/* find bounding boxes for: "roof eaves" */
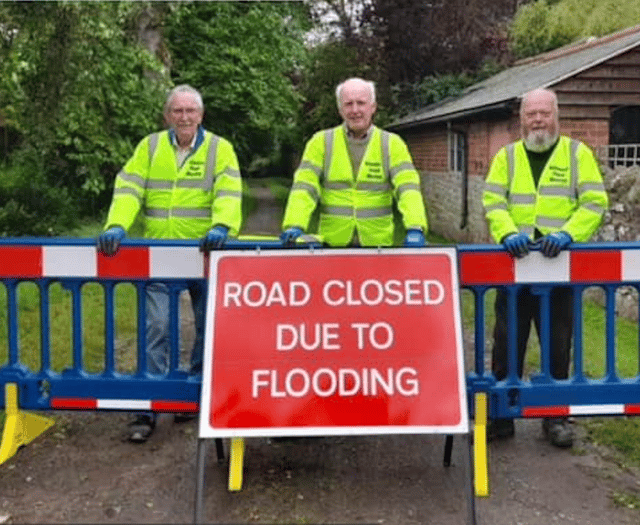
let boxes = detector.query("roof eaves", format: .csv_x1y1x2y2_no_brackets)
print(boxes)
390,100,515,131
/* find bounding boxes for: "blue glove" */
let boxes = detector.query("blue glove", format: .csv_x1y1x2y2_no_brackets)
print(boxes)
280,226,304,246
403,229,426,247
502,232,530,258
97,226,126,256
540,231,572,258
199,225,229,251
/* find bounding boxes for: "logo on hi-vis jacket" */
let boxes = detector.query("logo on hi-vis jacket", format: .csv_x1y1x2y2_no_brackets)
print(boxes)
364,160,384,180
548,165,568,184
185,160,205,178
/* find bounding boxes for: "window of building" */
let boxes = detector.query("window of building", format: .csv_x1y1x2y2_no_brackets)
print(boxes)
607,106,640,167
448,130,465,173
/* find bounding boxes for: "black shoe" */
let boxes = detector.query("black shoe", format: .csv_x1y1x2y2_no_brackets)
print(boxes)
488,418,515,440
173,412,198,423
128,414,156,443
542,418,574,448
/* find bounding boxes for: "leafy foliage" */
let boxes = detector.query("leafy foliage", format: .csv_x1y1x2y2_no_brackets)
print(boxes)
0,2,170,233
509,0,640,59
163,2,311,178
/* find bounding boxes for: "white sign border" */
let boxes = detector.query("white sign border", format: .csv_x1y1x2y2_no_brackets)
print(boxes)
199,247,469,438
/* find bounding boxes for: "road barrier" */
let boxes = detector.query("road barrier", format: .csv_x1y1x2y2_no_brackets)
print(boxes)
1,237,639,516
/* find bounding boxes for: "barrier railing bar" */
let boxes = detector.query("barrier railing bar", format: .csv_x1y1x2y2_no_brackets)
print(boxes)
605,285,617,383
136,282,147,379
40,281,51,376
7,282,18,369
572,286,585,384
538,287,551,380
506,286,518,385
473,288,486,376
71,281,83,376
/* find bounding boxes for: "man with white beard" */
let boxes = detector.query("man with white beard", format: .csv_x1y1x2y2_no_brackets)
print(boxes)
482,88,608,447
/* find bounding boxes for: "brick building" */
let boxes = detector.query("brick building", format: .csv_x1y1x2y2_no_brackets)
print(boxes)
390,25,640,243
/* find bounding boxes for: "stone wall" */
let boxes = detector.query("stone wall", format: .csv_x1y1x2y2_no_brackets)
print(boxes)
420,170,488,243
589,165,640,320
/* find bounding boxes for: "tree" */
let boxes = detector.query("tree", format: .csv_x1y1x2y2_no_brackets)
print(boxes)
375,0,518,83
0,2,171,233
163,2,311,178
510,0,640,59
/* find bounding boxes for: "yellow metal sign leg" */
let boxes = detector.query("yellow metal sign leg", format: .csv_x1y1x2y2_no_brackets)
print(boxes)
473,392,489,497
228,437,245,491
0,383,55,464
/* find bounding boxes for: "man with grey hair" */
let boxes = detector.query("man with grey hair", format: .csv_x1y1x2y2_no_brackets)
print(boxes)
281,77,428,248
482,87,608,447
97,84,242,442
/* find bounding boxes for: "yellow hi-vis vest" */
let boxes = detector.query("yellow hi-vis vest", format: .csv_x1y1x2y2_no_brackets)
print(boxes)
282,125,428,247
105,129,242,239
482,136,608,244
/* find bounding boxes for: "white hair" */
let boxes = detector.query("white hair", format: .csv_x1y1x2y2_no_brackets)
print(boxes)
164,84,204,114
520,88,558,118
335,78,376,107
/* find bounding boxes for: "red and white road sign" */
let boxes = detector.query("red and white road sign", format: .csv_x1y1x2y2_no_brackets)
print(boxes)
199,248,468,438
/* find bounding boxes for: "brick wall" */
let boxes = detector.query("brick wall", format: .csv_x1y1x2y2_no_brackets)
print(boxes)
559,118,609,149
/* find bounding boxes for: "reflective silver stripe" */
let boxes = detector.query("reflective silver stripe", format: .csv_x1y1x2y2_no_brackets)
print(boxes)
389,162,415,179
322,205,352,216
321,205,393,218
484,202,507,212
579,182,605,193
537,216,565,228
114,187,142,202
357,207,392,218
538,186,572,197
298,161,322,177
292,181,319,202
510,193,536,204
148,133,160,162
518,225,535,236
570,139,579,199
484,182,507,196
358,182,392,191
396,182,419,196
177,179,207,188
381,131,390,178
581,202,606,214
222,167,241,179
146,180,173,189
146,208,169,218
324,182,352,190
172,208,211,218
204,135,219,191
145,208,212,219
118,171,145,187
323,129,334,181
506,144,515,187
216,190,242,198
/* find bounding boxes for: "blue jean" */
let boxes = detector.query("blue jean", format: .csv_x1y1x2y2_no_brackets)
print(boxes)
145,281,206,376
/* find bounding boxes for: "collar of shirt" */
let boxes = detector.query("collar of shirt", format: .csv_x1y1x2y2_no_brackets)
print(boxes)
344,123,374,141
169,125,205,152
169,130,197,152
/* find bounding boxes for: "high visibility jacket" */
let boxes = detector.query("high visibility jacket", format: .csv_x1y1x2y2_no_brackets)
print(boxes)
105,127,242,239
282,125,428,247
482,136,608,244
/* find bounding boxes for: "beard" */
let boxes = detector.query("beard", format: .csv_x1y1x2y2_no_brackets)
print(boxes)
523,128,559,153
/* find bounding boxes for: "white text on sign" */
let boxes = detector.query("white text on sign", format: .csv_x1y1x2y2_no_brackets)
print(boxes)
223,279,445,307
